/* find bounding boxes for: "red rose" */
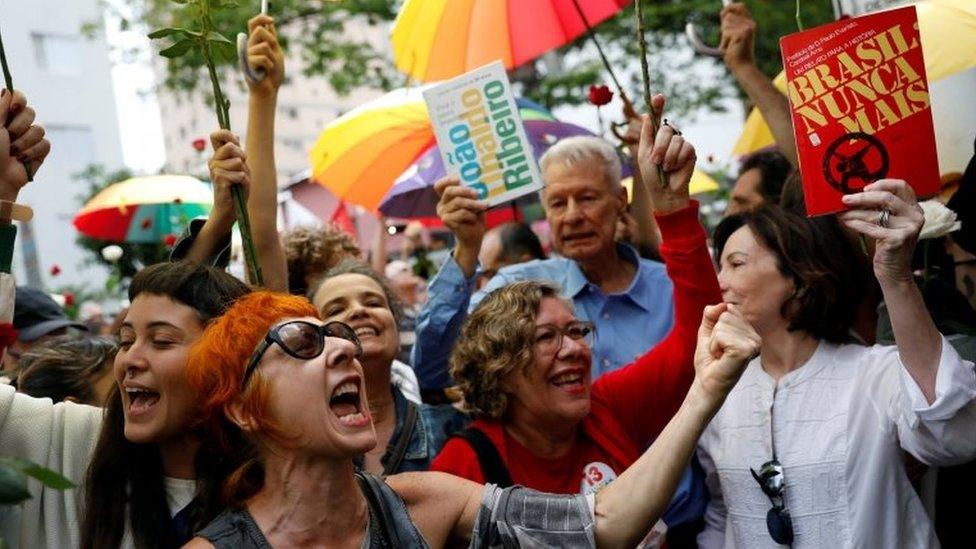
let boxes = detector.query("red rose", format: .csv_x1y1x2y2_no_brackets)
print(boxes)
49,264,61,276
163,234,178,247
192,138,207,152
141,218,152,229
588,84,613,106
63,292,75,307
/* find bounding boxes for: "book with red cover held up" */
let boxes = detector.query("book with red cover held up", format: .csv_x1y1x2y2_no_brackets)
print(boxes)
780,6,940,216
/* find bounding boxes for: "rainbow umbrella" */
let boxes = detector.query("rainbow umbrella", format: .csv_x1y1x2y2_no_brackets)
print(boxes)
309,90,555,211
734,0,976,156
74,175,212,243
391,0,630,82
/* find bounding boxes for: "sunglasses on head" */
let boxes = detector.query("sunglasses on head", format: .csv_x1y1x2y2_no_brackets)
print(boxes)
750,458,794,546
242,320,363,388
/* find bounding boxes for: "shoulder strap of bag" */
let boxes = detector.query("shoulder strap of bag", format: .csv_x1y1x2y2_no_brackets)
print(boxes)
356,472,402,548
453,427,514,488
382,400,419,476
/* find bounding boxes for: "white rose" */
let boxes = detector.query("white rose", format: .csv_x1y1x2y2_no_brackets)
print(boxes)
919,200,961,240
101,245,124,262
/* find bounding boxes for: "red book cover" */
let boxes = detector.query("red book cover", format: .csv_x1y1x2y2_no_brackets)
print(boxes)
780,6,940,216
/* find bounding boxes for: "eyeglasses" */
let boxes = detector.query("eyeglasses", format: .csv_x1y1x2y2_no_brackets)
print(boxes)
533,321,595,356
750,459,794,546
242,320,363,388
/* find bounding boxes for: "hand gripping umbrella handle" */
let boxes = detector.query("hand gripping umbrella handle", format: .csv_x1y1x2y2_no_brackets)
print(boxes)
686,0,732,58
237,0,269,84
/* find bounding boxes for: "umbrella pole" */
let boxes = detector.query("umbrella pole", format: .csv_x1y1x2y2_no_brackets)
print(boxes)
0,24,33,183
568,0,630,104
634,0,668,188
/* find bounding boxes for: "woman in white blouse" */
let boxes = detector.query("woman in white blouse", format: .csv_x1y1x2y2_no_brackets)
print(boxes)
698,179,976,548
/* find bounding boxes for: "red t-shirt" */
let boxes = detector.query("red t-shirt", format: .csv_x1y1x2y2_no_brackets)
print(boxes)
431,202,721,494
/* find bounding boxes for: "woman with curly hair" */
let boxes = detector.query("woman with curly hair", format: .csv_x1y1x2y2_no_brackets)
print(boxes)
282,224,361,296
429,114,721,545
183,290,760,548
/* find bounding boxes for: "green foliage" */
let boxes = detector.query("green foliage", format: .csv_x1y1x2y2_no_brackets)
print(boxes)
0,457,74,506
73,165,172,280
148,0,237,129
137,0,835,117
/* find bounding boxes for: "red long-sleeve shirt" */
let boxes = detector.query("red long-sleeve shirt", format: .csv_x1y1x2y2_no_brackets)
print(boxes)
431,202,722,494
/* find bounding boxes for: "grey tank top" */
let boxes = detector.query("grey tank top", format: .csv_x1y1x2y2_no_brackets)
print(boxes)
196,473,429,548
198,474,596,548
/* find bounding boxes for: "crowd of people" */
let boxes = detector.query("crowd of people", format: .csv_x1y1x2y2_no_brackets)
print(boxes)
1,3,974,548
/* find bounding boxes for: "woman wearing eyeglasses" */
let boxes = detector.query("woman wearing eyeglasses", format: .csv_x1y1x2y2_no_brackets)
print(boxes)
183,289,760,548
425,113,721,543
308,260,467,475
698,187,976,549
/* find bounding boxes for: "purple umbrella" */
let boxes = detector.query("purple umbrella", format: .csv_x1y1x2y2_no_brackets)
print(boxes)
378,119,633,219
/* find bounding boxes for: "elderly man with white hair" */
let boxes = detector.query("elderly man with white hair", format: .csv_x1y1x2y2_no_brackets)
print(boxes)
414,131,679,387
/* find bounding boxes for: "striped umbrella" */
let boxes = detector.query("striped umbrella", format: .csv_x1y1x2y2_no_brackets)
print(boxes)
73,175,212,243
391,0,630,82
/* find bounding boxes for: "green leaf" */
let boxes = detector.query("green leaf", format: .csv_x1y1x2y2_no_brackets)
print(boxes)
0,458,74,490
211,41,236,63
205,31,234,45
159,39,197,59
147,27,187,40
0,465,30,505
20,465,74,490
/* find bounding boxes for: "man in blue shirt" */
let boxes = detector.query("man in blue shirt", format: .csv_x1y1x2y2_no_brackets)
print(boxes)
412,134,675,390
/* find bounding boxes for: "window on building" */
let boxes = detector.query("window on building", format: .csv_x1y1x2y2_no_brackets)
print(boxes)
32,33,83,75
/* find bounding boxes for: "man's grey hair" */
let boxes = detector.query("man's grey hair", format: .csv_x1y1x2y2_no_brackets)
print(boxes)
539,136,623,191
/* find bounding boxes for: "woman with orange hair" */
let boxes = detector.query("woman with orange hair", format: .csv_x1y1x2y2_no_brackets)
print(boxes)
184,289,761,548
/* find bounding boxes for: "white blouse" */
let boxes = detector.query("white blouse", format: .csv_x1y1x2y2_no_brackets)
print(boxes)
697,337,976,548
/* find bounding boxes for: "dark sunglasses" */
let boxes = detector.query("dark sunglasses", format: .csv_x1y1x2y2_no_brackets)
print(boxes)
750,459,794,546
241,320,363,388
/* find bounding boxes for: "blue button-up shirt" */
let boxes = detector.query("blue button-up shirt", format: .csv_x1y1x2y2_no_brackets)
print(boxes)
412,243,674,389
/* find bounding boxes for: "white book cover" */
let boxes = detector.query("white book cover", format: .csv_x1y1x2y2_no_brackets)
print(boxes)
423,60,544,206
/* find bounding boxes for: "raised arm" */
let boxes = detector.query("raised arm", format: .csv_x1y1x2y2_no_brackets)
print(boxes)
620,102,661,259
411,176,487,389
180,130,250,265
243,13,288,291
594,304,759,548
839,180,941,402
721,2,797,165
1,89,50,363
398,305,759,548
594,95,722,445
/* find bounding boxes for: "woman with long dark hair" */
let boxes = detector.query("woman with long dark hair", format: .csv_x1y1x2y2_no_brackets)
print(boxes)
0,261,250,548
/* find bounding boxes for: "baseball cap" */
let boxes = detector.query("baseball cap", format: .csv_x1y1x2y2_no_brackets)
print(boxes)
13,286,88,342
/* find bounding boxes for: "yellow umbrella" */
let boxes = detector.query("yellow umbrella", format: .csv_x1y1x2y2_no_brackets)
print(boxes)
622,169,720,199
733,0,976,156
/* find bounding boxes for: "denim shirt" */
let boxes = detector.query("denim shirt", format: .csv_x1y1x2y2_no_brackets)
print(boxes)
412,243,675,389
381,385,468,474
